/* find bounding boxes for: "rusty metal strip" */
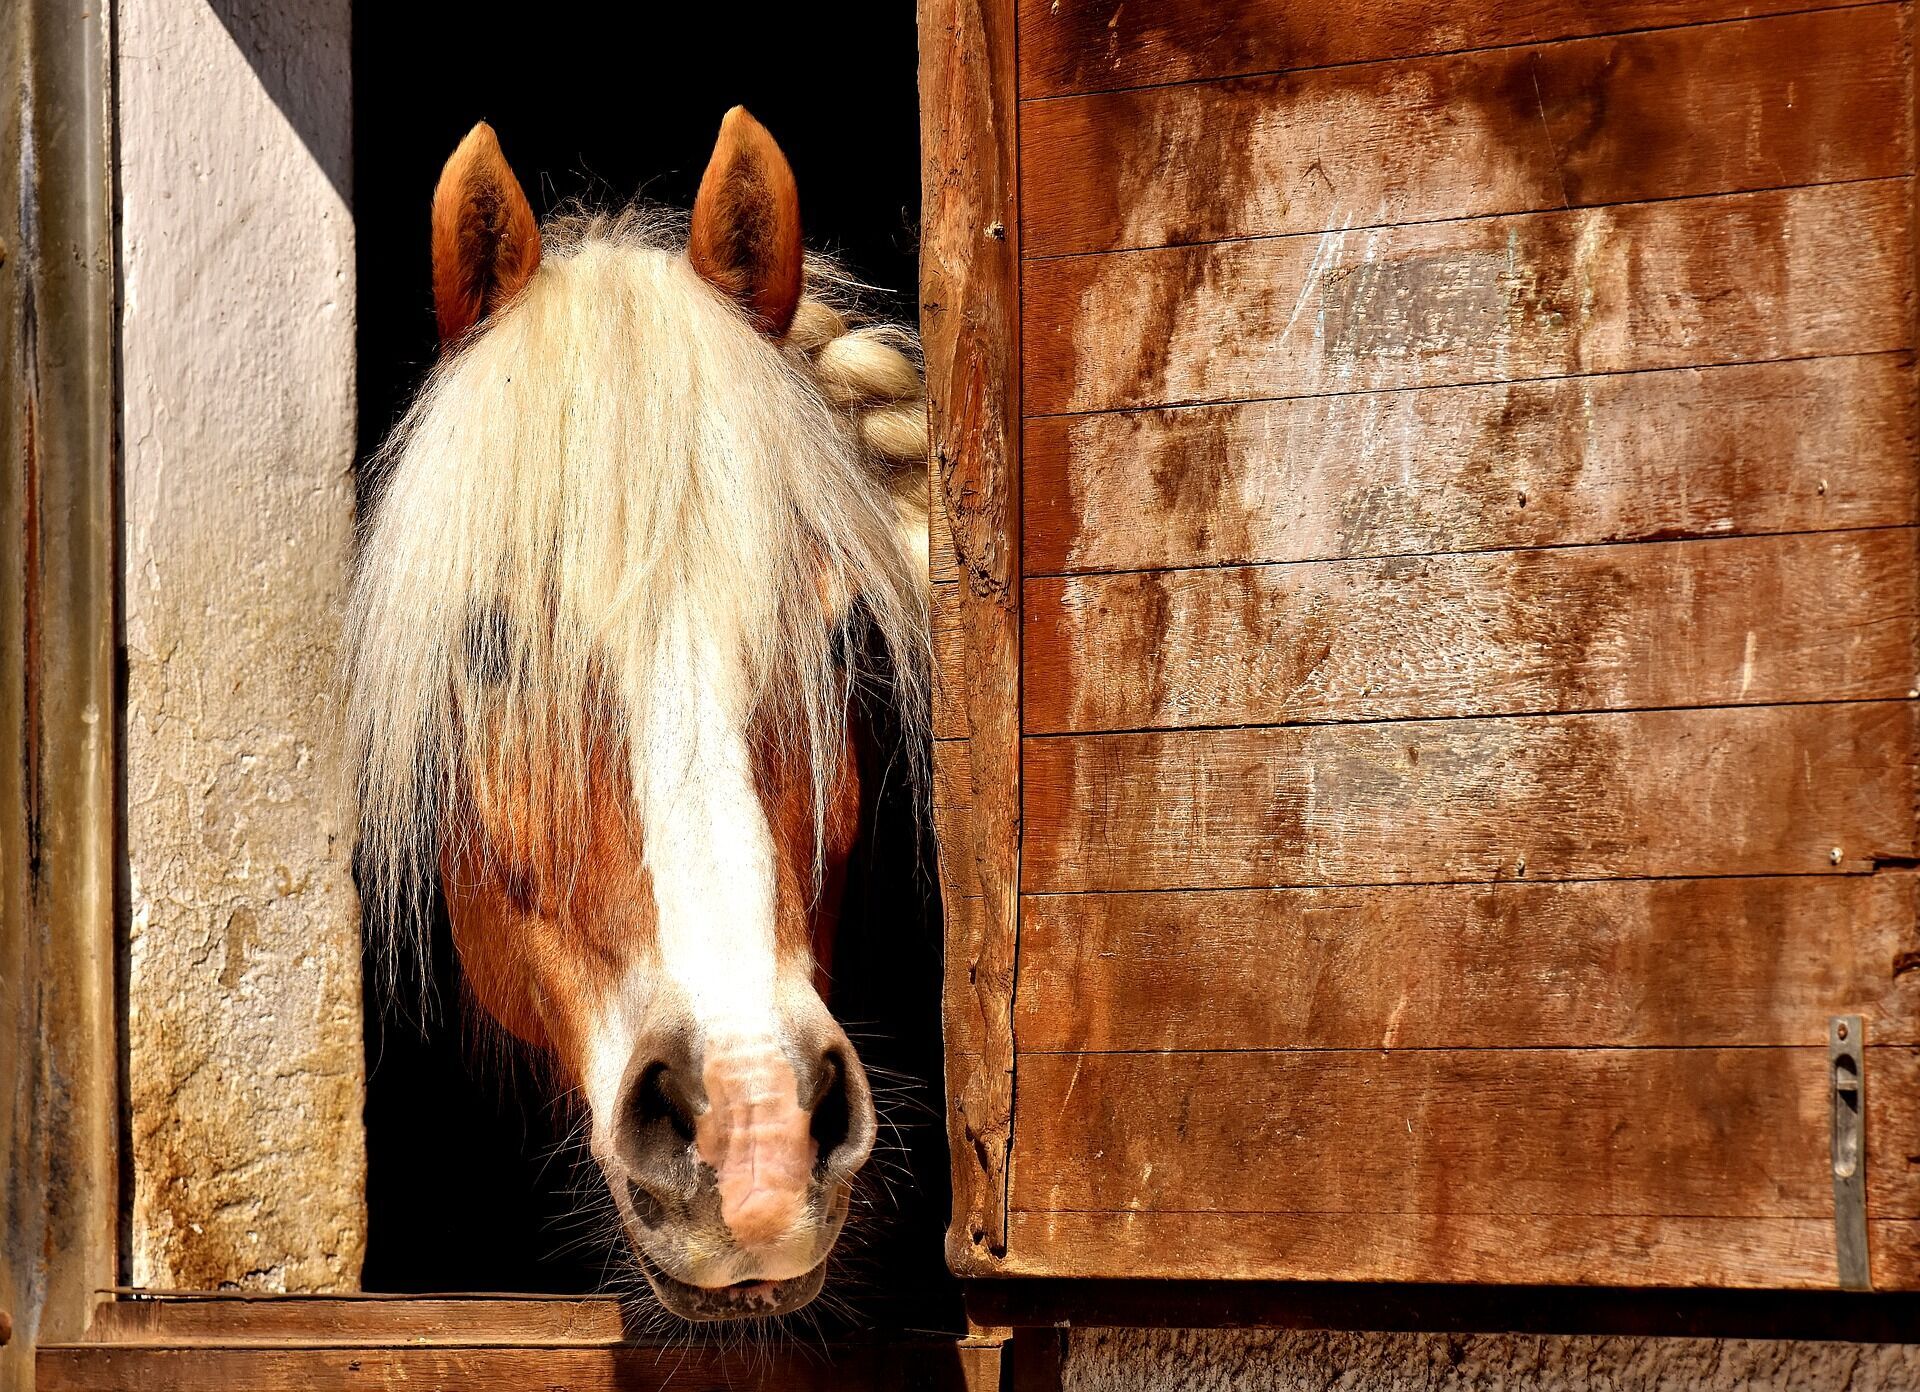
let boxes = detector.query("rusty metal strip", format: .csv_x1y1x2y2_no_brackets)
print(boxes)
1830,1015,1869,1290
2,0,120,1384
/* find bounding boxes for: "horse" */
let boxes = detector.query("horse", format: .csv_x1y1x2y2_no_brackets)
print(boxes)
346,108,931,1321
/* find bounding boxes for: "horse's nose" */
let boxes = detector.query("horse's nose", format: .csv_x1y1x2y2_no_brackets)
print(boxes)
614,1019,875,1248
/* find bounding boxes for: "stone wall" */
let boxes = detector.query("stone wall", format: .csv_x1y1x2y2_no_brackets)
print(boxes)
118,0,364,1290
1065,1329,1920,1392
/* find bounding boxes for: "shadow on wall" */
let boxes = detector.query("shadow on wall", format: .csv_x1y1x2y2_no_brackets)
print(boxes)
204,0,351,202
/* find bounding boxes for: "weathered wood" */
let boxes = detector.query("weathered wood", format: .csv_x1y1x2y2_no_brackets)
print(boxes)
1,1,120,1385
933,738,989,1062
1000,1212,1920,1288
922,0,1023,1266
932,580,966,739
77,1294,631,1347
1015,874,1920,1052
1011,1047,1920,1217
36,1342,1002,1392
1023,702,1917,892
963,1276,1920,1338
1024,530,1918,733
1023,355,1918,576
1016,0,1871,99
1023,181,1911,415
1023,7,1908,257
930,473,960,584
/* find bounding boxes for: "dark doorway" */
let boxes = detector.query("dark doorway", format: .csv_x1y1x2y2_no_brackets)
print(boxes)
351,3,953,1335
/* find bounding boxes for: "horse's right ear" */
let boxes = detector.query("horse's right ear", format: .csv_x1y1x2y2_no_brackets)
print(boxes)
431,123,542,345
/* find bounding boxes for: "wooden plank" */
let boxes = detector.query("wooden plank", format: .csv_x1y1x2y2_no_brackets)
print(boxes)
962,1274,1920,1337
1023,702,1917,892
1024,530,1919,733
1010,1047,1920,1217
1023,355,1918,576
932,580,966,739
1,3,120,1386
922,0,1022,1266
1016,0,1872,100
1023,7,1908,258
1023,181,1912,416
36,1342,1002,1392
930,468,960,584
1014,874,1920,1051
932,740,989,1061
77,1295,629,1347
1000,1212,1920,1288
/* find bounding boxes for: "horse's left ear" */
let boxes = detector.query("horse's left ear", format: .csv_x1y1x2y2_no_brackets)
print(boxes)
689,107,804,338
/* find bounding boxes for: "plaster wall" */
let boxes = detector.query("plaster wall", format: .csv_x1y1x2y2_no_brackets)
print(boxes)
118,0,363,1290
1066,1328,1920,1392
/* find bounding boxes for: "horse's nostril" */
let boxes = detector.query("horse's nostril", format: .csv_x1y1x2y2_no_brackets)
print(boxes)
634,1060,696,1145
809,1048,853,1170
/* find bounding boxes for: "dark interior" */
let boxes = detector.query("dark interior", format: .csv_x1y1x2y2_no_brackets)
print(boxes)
351,3,956,1334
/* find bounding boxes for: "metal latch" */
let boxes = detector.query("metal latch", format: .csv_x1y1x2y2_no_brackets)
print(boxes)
1830,1015,1869,1290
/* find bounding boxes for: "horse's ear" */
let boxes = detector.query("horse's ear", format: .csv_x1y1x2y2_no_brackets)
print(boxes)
431,122,542,345
688,107,803,338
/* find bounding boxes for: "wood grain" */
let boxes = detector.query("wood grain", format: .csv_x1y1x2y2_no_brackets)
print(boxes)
932,581,966,740
1023,181,1912,415
1014,874,1920,1052
36,1342,1001,1392
1023,355,1918,576
1000,1211,1920,1288
1024,530,1919,733
930,469,960,584
1023,702,1918,892
922,0,1023,1265
1016,0,1873,99
1022,7,1909,257
76,1295,630,1347
1010,1047,1920,1217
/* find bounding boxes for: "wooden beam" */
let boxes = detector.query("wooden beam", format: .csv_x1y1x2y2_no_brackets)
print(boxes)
921,0,1023,1268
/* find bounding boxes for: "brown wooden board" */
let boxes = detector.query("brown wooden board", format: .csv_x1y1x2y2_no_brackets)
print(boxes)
1024,530,1919,733
964,1277,1920,1340
1010,1047,1920,1217
75,1294,632,1347
37,1342,1001,1392
44,1296,1004,1391
1024,355,1918,577
1022,6,1909,258
1016,0,1875,99
1023,181,1911,415
1023,702,1917,893
923,0,1024,1267
1014,874,1920,1052
1000,1212,1920,1288
932,580,966,739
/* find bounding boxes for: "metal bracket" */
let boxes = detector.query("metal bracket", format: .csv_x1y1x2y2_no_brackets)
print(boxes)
1829,1016,1869,1290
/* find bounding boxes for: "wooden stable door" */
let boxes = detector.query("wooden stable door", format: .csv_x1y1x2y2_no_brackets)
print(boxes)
923,0,1920,1288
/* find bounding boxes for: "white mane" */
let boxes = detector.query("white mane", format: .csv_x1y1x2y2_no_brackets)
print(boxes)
347,209,929,972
